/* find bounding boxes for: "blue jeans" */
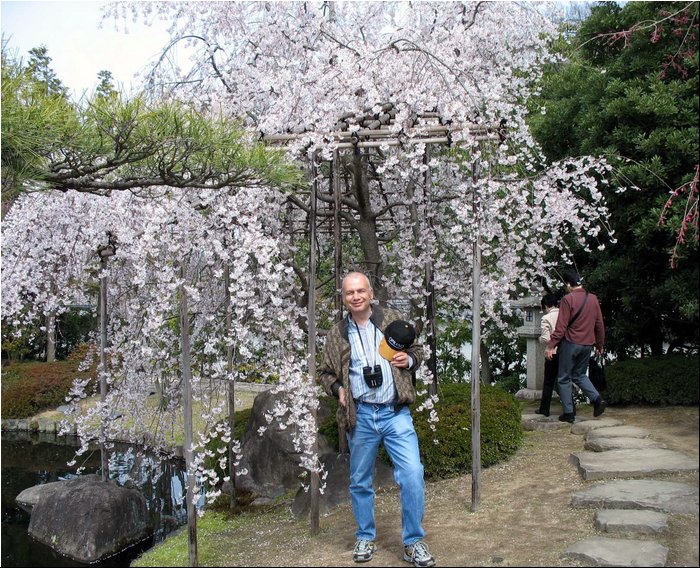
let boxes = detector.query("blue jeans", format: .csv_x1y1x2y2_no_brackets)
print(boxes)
347,402,426,545
557,339,600,414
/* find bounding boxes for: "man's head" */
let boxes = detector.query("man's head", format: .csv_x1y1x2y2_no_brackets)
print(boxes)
561,269,583,288
342,272,374,318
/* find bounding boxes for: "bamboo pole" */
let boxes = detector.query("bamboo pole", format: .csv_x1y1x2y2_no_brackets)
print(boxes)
423,145,438,396
263,121,500,144
333,150,343,322
333,152,348,454
470,160,482,512
99,270,109,481
224,264,237,510
97,240,115,482
308,152,321,534
179,264,198,567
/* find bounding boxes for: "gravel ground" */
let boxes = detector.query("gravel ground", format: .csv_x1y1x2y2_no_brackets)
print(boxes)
133,404,698,567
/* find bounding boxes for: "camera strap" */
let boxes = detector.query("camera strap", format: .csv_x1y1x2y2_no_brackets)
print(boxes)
351,317,377,368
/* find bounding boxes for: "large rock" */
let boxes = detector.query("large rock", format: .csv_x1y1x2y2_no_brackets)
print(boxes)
234,389,335,499
16,474,100,513
27,476,152,564
291,452,396,518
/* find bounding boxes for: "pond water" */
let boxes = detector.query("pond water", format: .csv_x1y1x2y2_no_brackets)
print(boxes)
1,431,190,567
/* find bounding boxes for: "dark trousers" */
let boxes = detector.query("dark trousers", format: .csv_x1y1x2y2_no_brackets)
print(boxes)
538,354,559,415
557,339,599,415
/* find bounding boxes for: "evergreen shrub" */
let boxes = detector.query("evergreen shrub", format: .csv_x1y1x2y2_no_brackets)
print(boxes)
318,382,523,480
413,382,523,479
604,354,699,405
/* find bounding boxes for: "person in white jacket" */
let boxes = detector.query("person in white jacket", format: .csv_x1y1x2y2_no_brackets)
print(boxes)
536,293,561,416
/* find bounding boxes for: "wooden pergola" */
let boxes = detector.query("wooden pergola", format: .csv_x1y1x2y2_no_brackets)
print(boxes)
265,105,502,532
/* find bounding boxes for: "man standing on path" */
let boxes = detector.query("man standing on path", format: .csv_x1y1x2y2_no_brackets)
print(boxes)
545,269,606,423
317,271,436,567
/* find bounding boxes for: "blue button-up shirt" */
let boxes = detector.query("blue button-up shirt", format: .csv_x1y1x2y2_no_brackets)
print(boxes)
347,317,397,404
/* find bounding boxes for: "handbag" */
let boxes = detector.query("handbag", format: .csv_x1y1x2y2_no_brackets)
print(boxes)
588,353,607,392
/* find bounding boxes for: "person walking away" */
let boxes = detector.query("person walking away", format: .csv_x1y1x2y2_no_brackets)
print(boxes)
317,271,436,567
536,293,560,417
545,269,606,423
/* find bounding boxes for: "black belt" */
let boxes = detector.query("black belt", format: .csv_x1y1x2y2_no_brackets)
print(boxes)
355,399,395,407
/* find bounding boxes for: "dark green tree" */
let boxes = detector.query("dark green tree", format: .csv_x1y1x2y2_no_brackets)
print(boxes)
2,46,301,200
95,70,117,100
25,45,66,97
529,1,699,358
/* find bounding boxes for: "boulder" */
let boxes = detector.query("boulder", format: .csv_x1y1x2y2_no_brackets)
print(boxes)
28,476,152,564
234,389,334,499
16,474,100,513
291,452,395,518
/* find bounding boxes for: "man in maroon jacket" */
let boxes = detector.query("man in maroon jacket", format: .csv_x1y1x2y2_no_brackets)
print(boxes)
545,269,606,423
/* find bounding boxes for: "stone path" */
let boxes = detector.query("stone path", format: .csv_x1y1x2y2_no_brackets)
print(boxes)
523,411,699,567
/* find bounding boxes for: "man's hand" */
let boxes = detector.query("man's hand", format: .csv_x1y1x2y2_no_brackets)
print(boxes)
391,351,410,368
545,347,555,361
338,386,347,408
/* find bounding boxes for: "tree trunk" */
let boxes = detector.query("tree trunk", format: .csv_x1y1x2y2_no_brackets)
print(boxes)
350,151,385,301
45,312,56,362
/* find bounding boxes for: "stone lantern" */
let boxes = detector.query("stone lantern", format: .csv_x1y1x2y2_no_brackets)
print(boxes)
512,296,545,400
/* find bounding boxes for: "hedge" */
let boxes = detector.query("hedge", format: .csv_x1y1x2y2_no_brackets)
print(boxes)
319,382,523,480
603,353,699,405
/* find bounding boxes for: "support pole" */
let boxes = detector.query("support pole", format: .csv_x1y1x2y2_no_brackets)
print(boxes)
333,150,343,322
99,269,109,481
333,152,349,454
423,145,438,396
179,264,198,567
470,161,482,512
224,265,237,510
97,237,115,483
308,152,321,534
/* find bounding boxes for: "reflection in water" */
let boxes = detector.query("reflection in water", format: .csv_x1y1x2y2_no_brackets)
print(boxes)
1,431,193,567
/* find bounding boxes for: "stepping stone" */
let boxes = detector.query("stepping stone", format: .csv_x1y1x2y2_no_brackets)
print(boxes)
584,437,666,452
521,413,572,431
571,479,699,515
562,536,668,567
586,425,652,439
571,417,625,435
595,509,668,534
570,448,699,480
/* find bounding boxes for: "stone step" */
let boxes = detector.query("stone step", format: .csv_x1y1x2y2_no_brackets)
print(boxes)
594,509,669,535
586,425,652,439
520,412,572,431
562,536,668,567
584,437,667,452
571,416,625,435
570,448,699,480
571,479,699,515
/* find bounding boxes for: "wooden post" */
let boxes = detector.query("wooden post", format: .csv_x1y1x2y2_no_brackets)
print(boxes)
333,150,343,321
99,269,109,481
308,152,321,534
224,264,237,510
333,152,349,454
179,264,198,567
97,238,115,483
423,145,438,396
470,161,482,512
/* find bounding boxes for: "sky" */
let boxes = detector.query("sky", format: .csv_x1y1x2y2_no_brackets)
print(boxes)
1,1,176,98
